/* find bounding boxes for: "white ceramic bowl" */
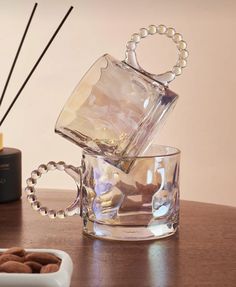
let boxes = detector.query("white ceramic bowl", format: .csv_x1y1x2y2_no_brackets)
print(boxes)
0,248,73,287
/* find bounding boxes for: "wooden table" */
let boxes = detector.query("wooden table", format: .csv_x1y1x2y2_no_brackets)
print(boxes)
0,190,235,287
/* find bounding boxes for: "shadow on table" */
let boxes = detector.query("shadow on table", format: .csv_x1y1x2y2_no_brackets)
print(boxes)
77,233,180,286
0,199,23,246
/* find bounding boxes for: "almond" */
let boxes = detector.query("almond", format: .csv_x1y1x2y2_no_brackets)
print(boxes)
4,247,26,257
0,261,32,273
24,261,42,273
24,252,59,265
0,254,24,265
40,264,59,273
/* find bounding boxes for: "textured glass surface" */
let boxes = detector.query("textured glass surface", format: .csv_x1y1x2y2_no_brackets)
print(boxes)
81,145,180,241
55,54,178,172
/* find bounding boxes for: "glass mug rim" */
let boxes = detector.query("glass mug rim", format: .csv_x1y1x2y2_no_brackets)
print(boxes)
83,144,181,160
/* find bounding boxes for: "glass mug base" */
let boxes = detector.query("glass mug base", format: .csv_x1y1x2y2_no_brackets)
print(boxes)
25,145,180,242
83,218,178,241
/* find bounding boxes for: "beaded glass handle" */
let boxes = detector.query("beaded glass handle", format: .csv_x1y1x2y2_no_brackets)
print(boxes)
25,161,82,219
125,24,189,86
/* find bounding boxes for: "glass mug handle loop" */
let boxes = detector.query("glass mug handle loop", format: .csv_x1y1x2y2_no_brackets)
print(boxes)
124,24,189,86
25,161,82,219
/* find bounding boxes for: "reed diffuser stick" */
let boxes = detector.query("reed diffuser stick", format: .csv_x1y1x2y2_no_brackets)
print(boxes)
0,6,74,127
0,3,38,107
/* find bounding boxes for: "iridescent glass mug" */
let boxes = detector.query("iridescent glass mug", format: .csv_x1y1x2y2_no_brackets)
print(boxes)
55,24,188,172
26,24,187,241
26,145,180,241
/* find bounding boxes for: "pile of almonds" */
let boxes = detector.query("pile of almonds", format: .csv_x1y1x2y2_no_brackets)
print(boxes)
0,247,61,274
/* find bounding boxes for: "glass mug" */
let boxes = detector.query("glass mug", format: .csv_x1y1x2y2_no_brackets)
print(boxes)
55,24,188,172
26,145,180,241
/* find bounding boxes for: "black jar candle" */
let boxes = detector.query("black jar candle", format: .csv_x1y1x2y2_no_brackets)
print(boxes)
0,134,22,202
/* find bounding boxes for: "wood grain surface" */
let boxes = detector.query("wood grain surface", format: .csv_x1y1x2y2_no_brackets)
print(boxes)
0,190,235,287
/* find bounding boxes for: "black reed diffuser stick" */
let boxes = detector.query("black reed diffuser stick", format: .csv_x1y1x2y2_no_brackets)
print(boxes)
0,6,74,127
0,3,38,107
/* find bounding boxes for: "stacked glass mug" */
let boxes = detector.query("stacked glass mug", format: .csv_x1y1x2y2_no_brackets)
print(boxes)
26,24,188,241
